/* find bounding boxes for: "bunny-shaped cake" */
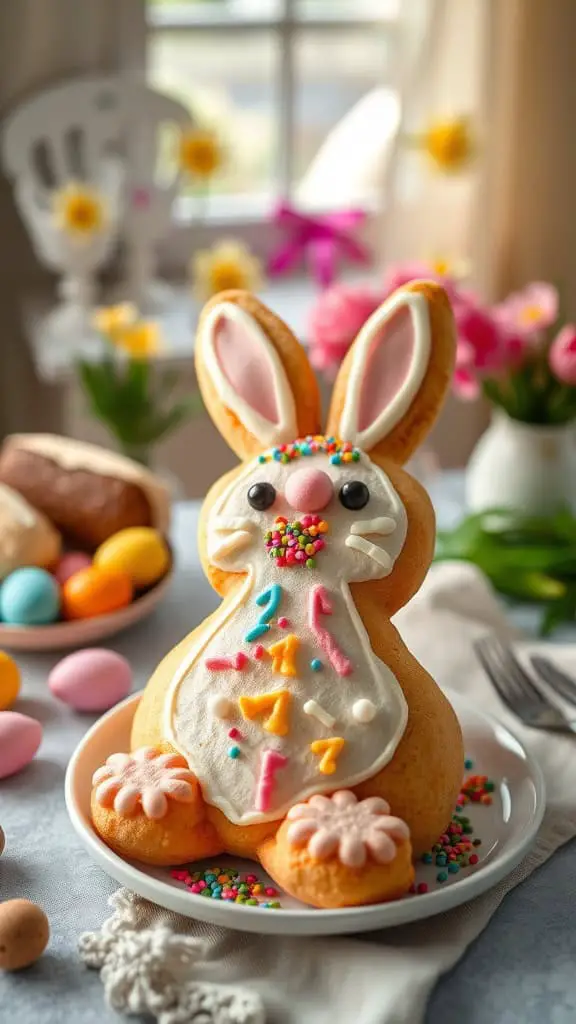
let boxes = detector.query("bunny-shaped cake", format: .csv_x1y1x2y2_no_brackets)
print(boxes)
91,282,464,908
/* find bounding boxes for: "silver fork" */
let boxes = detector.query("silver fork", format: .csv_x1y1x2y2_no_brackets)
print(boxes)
531,655,576,708
474,636,576,733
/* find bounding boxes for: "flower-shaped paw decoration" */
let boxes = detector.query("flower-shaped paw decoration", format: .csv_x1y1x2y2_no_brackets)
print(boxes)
93,747,195,820
286,790,409,868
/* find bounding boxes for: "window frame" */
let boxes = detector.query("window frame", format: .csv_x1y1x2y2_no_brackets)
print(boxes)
144,0,401,274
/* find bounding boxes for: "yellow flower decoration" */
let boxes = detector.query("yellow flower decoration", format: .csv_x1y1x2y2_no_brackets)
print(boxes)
191,240,263,300
428,256,471,280
92,303,137,338
112,322,162,359
53,182,107,238
413,117,475,174
179,128,224,180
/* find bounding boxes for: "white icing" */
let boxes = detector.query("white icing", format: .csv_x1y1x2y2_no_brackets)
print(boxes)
201,302,298,448
345,534,393,571
338,291,431,451
209,695,236,720
352,698,377,723
208,530,254,561
5,434,170,531
303,699,336,728
350,516,396,536
165,448,409,825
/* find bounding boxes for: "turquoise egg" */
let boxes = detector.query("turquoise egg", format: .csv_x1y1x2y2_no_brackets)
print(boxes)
0,568,60,626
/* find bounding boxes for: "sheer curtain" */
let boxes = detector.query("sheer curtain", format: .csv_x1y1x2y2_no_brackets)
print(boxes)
0,0,140,439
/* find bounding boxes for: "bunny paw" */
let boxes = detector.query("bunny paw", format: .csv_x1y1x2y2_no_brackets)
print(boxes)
91,747,222,866
258,789,413,908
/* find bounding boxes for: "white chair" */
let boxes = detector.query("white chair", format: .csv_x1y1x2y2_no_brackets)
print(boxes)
1,73,193,312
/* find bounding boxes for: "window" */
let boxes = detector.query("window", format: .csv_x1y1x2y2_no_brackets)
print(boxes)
146,0,401,259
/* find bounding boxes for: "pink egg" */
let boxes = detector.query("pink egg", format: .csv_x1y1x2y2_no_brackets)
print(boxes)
54,552,92,586
48,648,132,712
0,713,43,779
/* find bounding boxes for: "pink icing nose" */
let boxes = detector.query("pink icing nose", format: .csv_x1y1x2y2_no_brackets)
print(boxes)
285,468,333,512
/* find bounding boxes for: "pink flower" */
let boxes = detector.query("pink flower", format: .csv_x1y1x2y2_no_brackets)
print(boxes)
93,747,196,820
308,284,383,377
381,261,463,304
454,303,506,371
286,790,409,868
495,282,559,335
549,325,576,384
453,365,480,400
382,261,438,294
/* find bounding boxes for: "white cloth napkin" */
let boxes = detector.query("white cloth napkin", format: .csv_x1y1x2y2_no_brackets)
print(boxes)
80,562,576,1024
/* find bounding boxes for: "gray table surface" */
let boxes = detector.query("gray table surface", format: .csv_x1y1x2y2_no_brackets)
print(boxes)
1,479,576,1024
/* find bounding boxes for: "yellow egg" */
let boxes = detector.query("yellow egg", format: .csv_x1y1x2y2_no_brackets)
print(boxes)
94,527,170,588
0,651,20,711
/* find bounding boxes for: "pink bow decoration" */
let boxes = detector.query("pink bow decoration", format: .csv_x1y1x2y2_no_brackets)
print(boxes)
267,202,371,290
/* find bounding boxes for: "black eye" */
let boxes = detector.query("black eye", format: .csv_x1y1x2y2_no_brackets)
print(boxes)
247,482,276,511
339,480,370,511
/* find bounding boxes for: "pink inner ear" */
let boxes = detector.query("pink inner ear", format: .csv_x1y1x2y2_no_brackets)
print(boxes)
357,306,415,432
214,314,280,424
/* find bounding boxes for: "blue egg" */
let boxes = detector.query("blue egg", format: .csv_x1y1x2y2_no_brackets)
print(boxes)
0,568,60,626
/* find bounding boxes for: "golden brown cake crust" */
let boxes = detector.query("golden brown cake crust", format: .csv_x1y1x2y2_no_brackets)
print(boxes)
93,282,464,908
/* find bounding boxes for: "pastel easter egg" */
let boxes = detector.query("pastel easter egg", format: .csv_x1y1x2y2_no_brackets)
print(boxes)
62,567,133,620
0,651,20,710
0,712,42,779
54,551,92,586
94,527,170,588
48,648,132,712
0,568,60,626
0,899,49,970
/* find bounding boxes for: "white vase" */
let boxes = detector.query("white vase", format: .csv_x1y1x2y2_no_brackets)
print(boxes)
466,412,576,515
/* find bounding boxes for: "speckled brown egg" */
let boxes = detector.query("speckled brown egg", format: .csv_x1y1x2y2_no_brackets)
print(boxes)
0,826,4,856
0,899,49,970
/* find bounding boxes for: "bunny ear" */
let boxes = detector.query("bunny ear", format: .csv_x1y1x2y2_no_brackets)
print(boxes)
196,291,321,460
326,281,455,464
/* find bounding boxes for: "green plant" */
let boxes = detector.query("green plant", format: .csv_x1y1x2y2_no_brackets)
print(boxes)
435,508,576,635
78,307,201,465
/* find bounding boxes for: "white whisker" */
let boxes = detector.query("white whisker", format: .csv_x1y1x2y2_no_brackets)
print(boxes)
350,516,396,537
345,534,393,571
209,530,253,559
213,516,257,532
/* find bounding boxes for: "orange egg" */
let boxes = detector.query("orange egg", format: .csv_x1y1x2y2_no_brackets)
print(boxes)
62,566,133,620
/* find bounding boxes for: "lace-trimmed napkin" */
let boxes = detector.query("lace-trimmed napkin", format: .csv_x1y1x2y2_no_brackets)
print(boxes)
80,563,576,1024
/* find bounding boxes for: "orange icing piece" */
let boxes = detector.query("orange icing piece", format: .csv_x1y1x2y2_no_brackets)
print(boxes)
239,690,292,736
267,633,300,677
310,737,346,775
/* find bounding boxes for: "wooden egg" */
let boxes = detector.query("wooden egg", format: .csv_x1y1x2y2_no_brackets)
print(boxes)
62,566,133,620
94,527,170,588
0,650,20,711
0,899,49,970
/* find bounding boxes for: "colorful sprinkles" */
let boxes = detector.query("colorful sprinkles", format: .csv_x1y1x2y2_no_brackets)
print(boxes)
265,515,328,569
170,866,282,909
410,759,493,895
258,435,361,465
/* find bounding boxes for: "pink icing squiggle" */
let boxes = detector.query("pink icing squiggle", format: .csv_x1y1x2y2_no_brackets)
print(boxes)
308,585,353,677
205,652,249,671
255,749,288,812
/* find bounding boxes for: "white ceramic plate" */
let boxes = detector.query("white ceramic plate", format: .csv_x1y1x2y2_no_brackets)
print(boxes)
65,690,545,936
0,570,173,652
